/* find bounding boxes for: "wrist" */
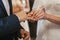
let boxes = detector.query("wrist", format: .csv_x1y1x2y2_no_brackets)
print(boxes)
44,13,49,20
14,11,27,22
14,13,21,22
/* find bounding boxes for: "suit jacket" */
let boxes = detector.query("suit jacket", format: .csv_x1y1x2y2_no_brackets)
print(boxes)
0,0,23,40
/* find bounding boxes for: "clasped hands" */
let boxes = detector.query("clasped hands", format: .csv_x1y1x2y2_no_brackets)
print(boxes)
15,8,46,22
14,7,46,40
27,8,46,21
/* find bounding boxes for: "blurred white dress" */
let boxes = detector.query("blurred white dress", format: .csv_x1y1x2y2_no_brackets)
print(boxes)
32,0,60,40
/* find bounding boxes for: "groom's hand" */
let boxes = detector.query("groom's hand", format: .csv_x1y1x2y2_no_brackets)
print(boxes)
20,29,30,40
14,11,27,22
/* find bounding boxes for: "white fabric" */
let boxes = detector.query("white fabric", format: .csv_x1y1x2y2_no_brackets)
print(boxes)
32,0,60,40
2,0,10,16
20,20,29,32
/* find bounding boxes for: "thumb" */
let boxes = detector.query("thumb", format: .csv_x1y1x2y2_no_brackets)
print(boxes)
20,29,25,38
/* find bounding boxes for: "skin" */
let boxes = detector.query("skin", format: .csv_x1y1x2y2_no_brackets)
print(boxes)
20,29,30,40
45,13,60,25
28,8,60,24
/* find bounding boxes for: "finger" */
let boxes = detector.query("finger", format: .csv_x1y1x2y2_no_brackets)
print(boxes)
21,33,24,38
37,14,44,20
26,37,29,40
27,14,35,21
35,8,44,17
33,13,44,21
33,10,38,16
42,8,45,12
28,10,44,21
35,11,42,17
27,14,33,20
27,13,33,19
37,12,44,18
20,29,25,38
23,31,30,40
27,16,32,20
23,36,29,40
27,13,32,17
27,10,36,19
30,17,36,21
35,9,45,19
33,13,43,19
28,17,36,22
31,8,45,21
37,9,45,17
23,35,30,40
33,8,44,17
29,10,34,14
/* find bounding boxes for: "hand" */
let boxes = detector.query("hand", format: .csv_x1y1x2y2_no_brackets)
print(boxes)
13,6,23,13
14,11,27,22
27,10,36,22
28,8,46,21
20,29,30,40
33,8,45,21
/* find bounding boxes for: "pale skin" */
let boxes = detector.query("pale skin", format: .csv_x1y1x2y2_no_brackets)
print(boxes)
45,13,60,25
28,8,60,24
20,29,30,40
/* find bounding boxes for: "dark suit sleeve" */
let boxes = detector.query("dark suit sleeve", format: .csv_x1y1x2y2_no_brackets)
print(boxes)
0,5,24,39
0,15,23,37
